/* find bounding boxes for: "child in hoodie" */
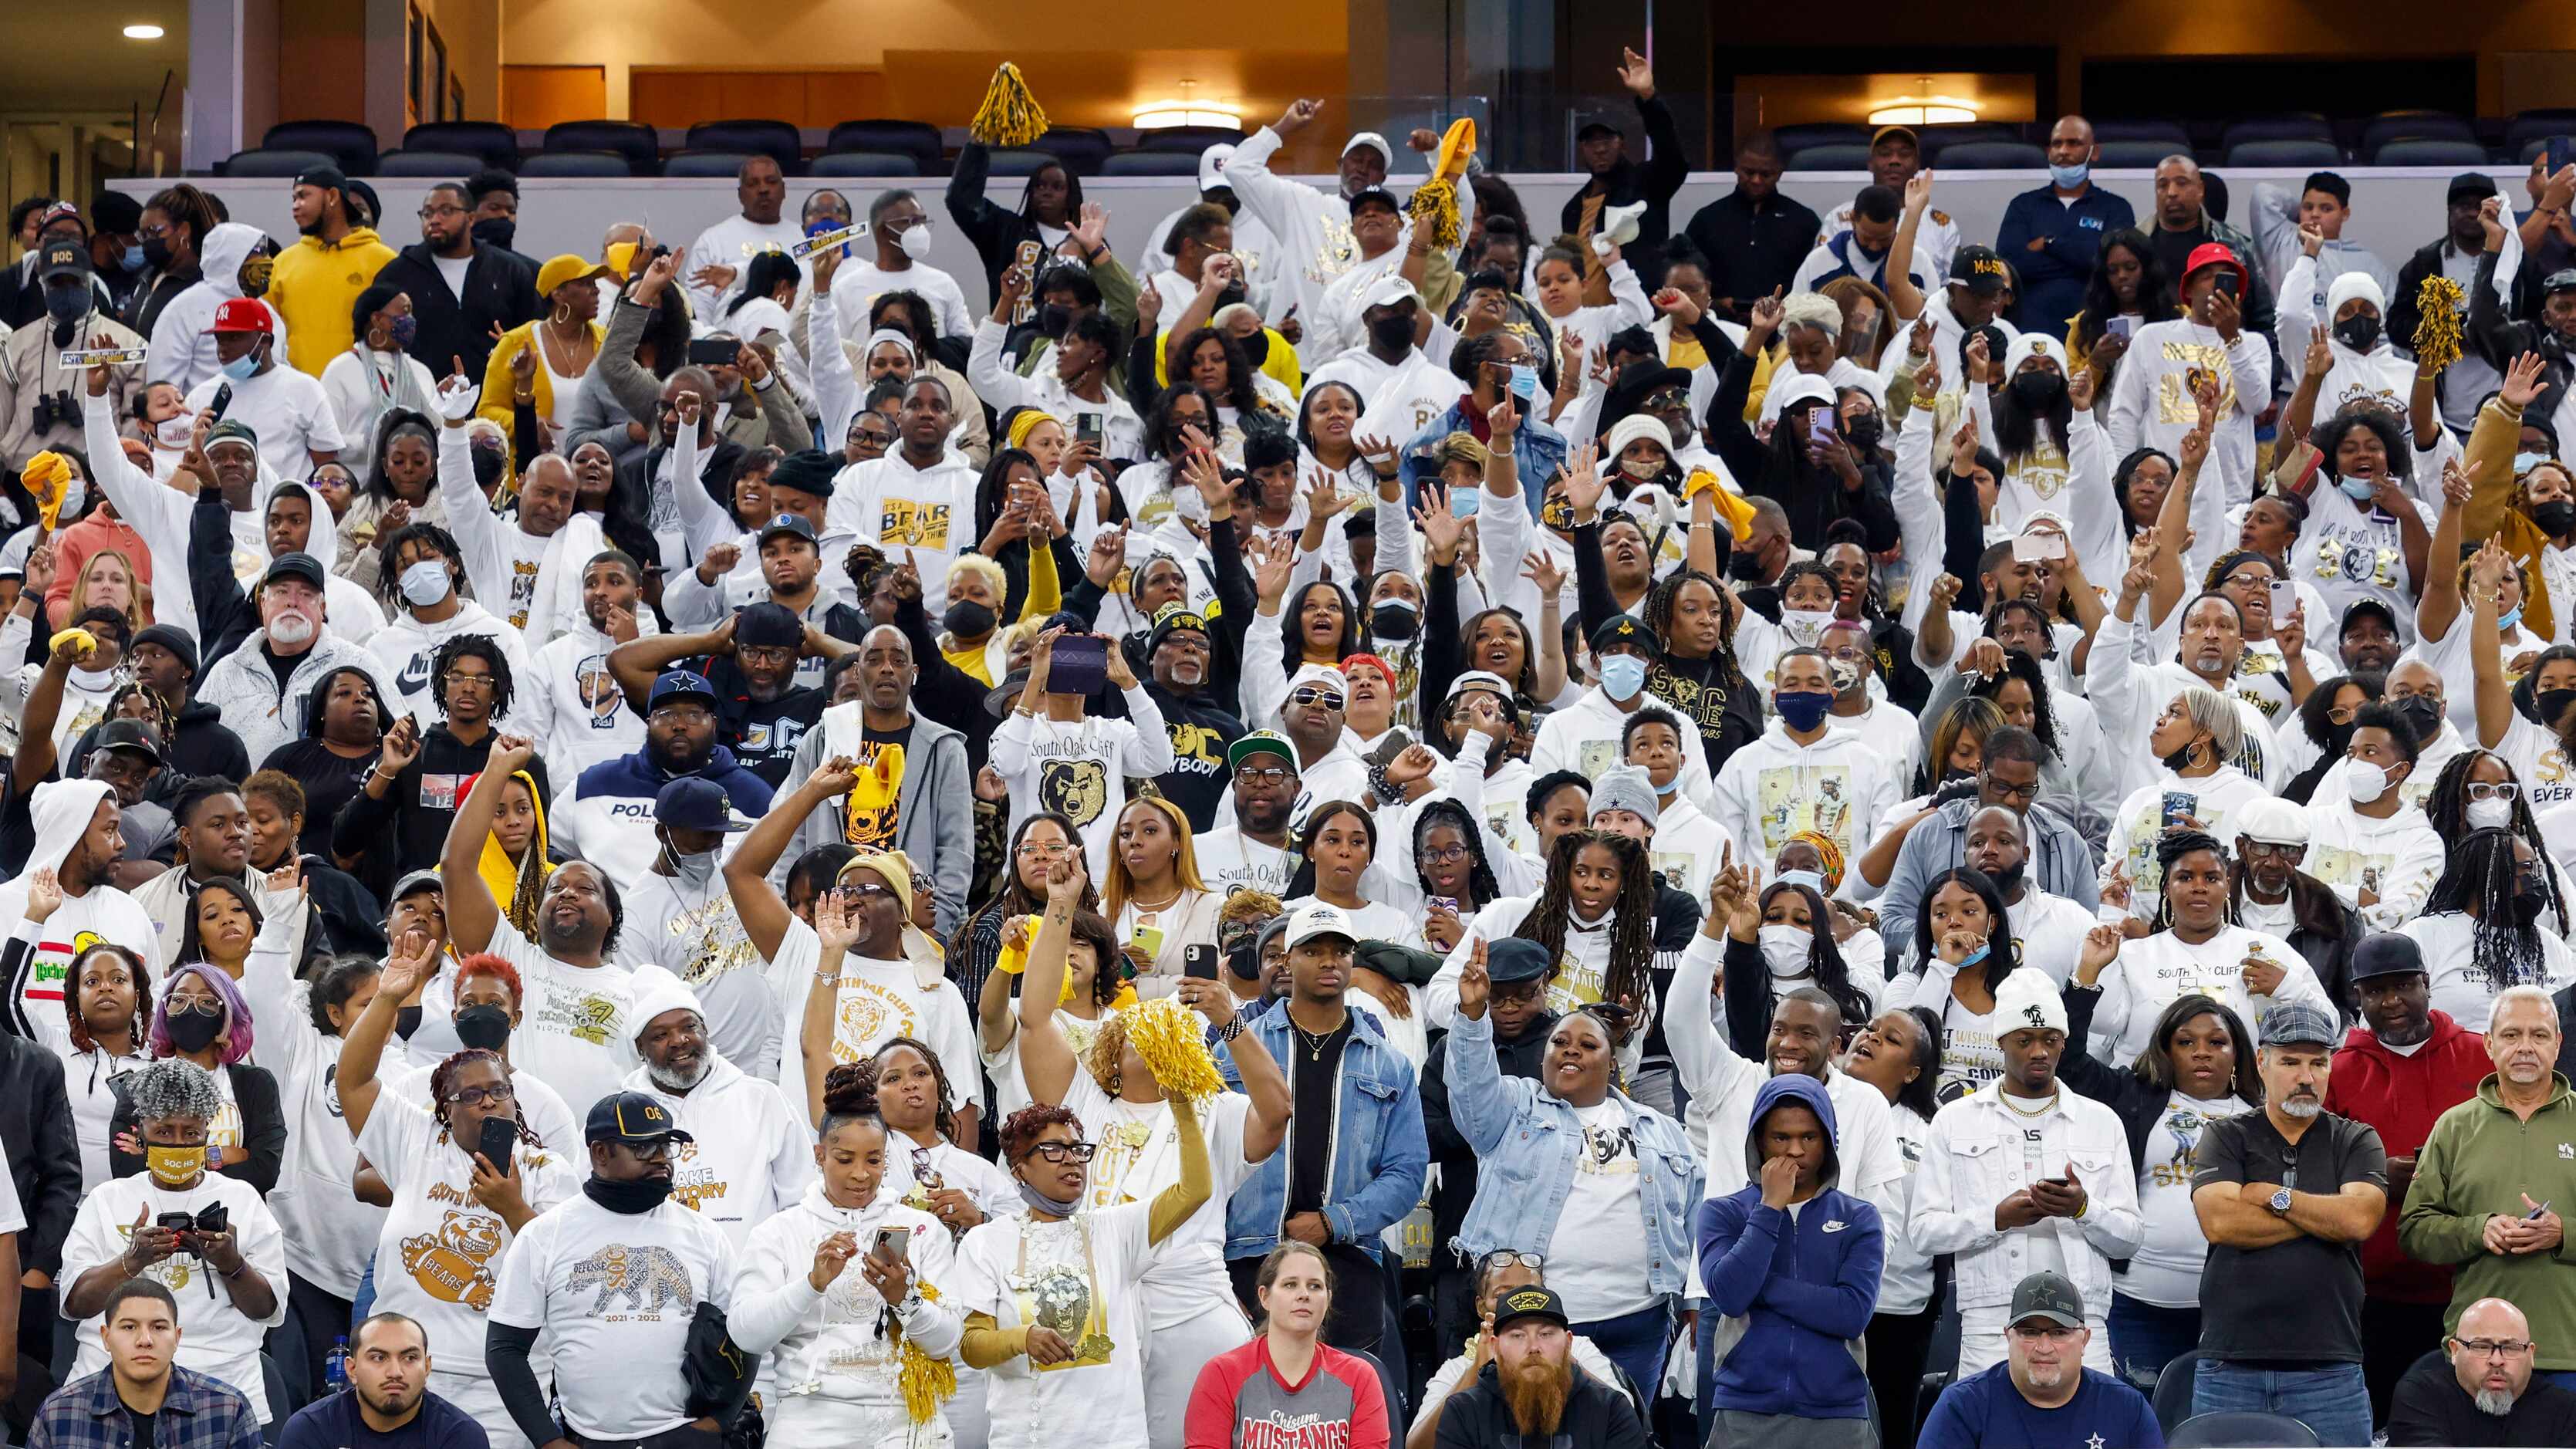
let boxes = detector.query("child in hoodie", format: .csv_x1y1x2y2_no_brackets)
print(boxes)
1697,1072,1884,1448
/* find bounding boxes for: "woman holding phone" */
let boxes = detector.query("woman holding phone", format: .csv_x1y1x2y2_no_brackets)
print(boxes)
1103,795,1225,986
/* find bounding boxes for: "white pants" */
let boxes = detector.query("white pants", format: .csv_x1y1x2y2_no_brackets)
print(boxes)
1142,1301,1254,1449
1956,1305,2115,1377
431,1369,519,1447
947,1366,989,1449
769,1393,954,1449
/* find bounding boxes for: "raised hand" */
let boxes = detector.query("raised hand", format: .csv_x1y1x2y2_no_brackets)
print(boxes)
1457,938,1491,1018
436,356,480,422
808,1230,859,1292
1069,201,1110,257
2304,329,2331,383
2298,223,2324,259
2067,363,2096,411
1903,168,1935,214
2502,351,2546,409
1614,46,1654,99
1251,533,1297,605
1044,850,1087,906
1747,289,1785,339
380,716,422,775
1651,287,1701,326
814,887,862,954
1519,546,1567,599
2206,284,2242,341
1305,468,1355,521
1414,483,1465,564
488,732,537,776
1488,394,1520,441
2481,194,2509,252
2075,922,2122,982
25,866,61,923
1274,99,1325,136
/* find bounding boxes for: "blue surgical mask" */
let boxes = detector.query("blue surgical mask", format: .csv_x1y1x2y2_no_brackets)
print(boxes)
2516,451,2547,476
1599,654,1648,699
120,244,147,274
1774,869,1827,897
2502,604,2526,634
220,352,259,383
1451,488,1481,518
1508,363,1541,404
2338,475,2376,502
2049,161,2090,189
1957,941,1992,968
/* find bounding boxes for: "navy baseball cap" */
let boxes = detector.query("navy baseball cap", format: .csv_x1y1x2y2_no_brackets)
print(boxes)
585,1090,695,1146
655,776,750,833
647,670,718,712
1485,938,1555,985
757,512,818,548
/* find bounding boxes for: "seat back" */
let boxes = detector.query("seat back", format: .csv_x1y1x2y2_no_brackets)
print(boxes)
662,150,755,179
2372,138,2491,167
518,150,635,178
262,120,379,174
1785,144,1870,172
2361,111,2476,156
686,119,802,175
1916,123,2022,161
2090,118,2192,147
2166,1411,2322,1448
825,119,944,176
2225,138,2344,168
1034,127,1111,175
1774,122,1870,156
807,150,921,178
2097,140,2183,169
373,149,480,177
1134,124,1247,154
2150,1349,2206,1434
216,148,336,178
2507,110,2576,158
983,148,1064,178
1101,150,1204,177
2220,115,2332,152
404,120,521,171
545,120,660,174
1935,141,2046,170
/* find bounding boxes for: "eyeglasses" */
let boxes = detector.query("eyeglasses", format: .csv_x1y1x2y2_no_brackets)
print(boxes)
442,1082,515,1108
442,670,494,690
1480,1250,1545,1272
2240,840,2305,862
139,222,173,241
2454,1337,2534,1358
2466,781,2522,802
417,204,467,221
618,1139,679,1163
846,883,897,902
1015,839,1073,859
1021,1141,1098,1164
1421,843,1474,866
2008,1325,2083,1345
652,704,714,724
1982,775,2040,803
1290,686,1347,711
1235,766,1295,785
165,999,223,1018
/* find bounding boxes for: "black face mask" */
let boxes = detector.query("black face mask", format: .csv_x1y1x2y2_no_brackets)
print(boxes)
2332,313,2382,353
143,235,174,271
2534,499,2576,538
2541,687,2576,735
1727,549,1768,583
2162,742,2200,774
454,1004,511,1052
2392,694,2443,746
1239,329,1270,366
471,217,517,252
1371,600,1420,639
582,1172,674,1214
2514,890,2547,927
165,1010,221,1055
1843,415,1884,454
1369,313,1416,353
1036,303,1071,339
1215,283,1249,311
944,599,996,638
2008,372,2065,411
471,444,506,490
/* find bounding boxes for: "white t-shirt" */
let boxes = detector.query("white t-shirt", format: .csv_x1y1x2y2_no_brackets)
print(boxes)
1066,1075,1261,1329
433,252,472,302
951,1203,1158,1449
480,927,648,1118
774,945,979,1120
355,1092,580,1380
2089,926,2321,1067
2397,910,2576,1033
626,1059,817,1248
988,695,1176,880
2105,767,2270,921
879,1133,1021,1220
389,1059,583,1157
61,1171,289,1418
1189,826,1295,900
489,1194,738,1440
2007,890,2098,988
2121,1091,2253,1309
2495,714,2576,815
827,258,976,343
2,882,164,1058
1544,1097,1656,1322
183,364,345,482
622,870,777,1080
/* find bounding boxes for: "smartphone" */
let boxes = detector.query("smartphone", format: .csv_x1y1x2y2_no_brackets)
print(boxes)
157,1211,195,1235
207,382,232,422
2105,315,2138,339
2160,790,2199,831
2552,136,2574,178
1048,633,1109,695
194,1203,228,1236
1183,944,1220,981
478,1114,519,1174
2213,272,2240,299
1075,412,1105,448
1427,896,1459,915
687,337,742,368
1130,923,1166,961
2267,579,2298,621
2012,532,2067,563
873,1225,910,1264
1808,410,1837,449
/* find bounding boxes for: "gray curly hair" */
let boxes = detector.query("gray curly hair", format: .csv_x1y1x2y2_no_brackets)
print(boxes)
127,1058,221,1123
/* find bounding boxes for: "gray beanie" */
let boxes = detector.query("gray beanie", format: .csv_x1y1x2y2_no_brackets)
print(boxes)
1589,765,1661,828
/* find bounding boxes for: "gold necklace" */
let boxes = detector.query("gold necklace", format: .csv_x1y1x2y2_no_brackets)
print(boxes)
2000,1089,2059,1118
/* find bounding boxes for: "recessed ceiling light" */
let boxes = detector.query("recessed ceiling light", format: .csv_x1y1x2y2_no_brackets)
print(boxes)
123,23,165,39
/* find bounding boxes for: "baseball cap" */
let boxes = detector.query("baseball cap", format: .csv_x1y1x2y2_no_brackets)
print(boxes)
1197,144,1237,194
1950,245,2010,297
212,298,270,334
206,421,261,456
1491,1285,1572,1333
1341,131,1393,166
1871,124,1921,150
292,163,349,196
1226,730,1297,772
2339,597,2399,637
2260,1001,2339,1049
37,238,87,283
389,868,444,905
2546,269,2576,297
1148,603,1209,654
1447,670,1513,704
1358,273,1420,313
756,512,818,549
1590,613,1660,657
1575,118,1623,141
1282,900,1359,951
93,718,163,765
261,552,326,592
733,600,804,649
585,1090,696,1147
2446,171,2496,204
2008,1271,2085,1329
1486,938,1554,985
2349,933,2427,984
2233,795,2311,848
654,775,751,833
647,670,719,712
536,253,613,298
1346,185,1402,218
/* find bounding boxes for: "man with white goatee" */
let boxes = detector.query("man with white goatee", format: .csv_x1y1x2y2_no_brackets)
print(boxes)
2385,1295,2576,1444
618,974,814,1248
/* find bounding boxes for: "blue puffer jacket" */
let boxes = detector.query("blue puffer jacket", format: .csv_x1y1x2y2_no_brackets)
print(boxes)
1697,1072,1883,1420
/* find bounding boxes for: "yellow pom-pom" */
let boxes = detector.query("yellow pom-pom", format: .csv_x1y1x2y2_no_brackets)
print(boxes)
24,451,73,531
2413,275,2466,374
896,1332,957,1425
1407,178,1461,253
1121,995,1226,1103
969,63,1049,149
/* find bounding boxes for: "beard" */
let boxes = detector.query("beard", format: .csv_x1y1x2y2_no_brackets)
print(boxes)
648,1053,711,1093
2280,1095,2322,1120
1500,1353,1572,1437
653,735,714,776
2475,1387,2518,1417
356,1376,421,1418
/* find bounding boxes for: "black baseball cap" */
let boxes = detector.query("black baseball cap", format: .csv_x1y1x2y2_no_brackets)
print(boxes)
734,600,804,649
2009,1270,2085,1329
1950,245,2010,297
2338,598,2399,637
1575,120,1623,141
94,718,163,765
1347,186,1403,218
2349,932,2428,984
1486,939,1554,985
2446,171,2496,204
1491,1285,1572,1332
262,552,326,592
585,1090,695,1147
1590,613,1660,657
654,776,751,834
293,164,350,196
757,512,819,549
38,238,87,283
1148,602,1209,654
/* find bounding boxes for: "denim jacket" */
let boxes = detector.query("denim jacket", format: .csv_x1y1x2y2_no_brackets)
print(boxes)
1443,1008,1705,1301
1396,400,1570,520
1220,1003,1429,1262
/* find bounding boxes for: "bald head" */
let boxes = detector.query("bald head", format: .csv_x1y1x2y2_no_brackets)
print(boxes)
2047,117,2096,176
2453,1297,2537,1410
2155,157,2205,230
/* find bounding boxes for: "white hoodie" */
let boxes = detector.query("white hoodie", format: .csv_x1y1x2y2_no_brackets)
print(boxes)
729,1183,962,1418
0,779,161,1055
1709,719,1904,865
1530,683,1718,816
368,594,532,725
522,618,651,790
147,222,289,393
620,1035,815,1247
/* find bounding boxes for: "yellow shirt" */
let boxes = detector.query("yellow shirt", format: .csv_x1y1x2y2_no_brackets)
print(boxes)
270,228,397,377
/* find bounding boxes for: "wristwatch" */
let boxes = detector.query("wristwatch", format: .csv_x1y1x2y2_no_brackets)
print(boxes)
2268,1187,2293,1215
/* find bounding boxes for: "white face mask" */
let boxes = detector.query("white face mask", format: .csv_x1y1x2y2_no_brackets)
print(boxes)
1781,609,1835,647
399,559,451,608
898,224,934,262
2345,759,2392,806
155,415,195,448
1757,923,1812,978
2467,798,2514,829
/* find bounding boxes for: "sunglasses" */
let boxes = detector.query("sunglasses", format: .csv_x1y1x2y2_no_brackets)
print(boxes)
1290,686,1348,711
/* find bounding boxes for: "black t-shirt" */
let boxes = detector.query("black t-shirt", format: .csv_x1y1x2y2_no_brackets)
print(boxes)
126,1404,155,1449
262,738,376,859
2193,1109,2386,1364
1285,1013,1355,1217
704,657,823,788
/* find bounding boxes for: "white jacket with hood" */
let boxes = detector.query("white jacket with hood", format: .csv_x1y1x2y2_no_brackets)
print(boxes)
147,222,289,394
367,592,532,726
197,619,404,766
0,779,162,1055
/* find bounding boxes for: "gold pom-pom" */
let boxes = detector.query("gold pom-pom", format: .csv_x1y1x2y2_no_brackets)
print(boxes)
1121,995,1227,1103
896,1335,957,1424
969,63,1048,149
2413,275,2466,374
1407,179,1461,252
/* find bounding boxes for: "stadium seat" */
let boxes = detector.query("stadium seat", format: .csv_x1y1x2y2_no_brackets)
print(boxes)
1101,150,1204,177
662,150,756,178
545,120,660,175
1133,125,1247,154
1774,122,1870,155
2149,1349,2206,1434
2372,138,2491,166
1933,141,2046,170
372,149,480,177
2166,1412,2319,1449
2361,110,2476,157
2091,119,2193,147
825,120,944,177
216,148,335,178
2220,114,2332,152
982,149,1065,177
1035,127,1112,176
806,150,921,177
518,150,635,177
687,120,802,176
2225,137,2344,167
262,120,379,175
404,121,521,171
1916,123,2023,160
1784,144,1870,172
2506,109,2576,159
2097,140,2183,168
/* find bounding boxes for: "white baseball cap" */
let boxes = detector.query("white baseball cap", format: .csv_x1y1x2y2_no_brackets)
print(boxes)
1284,900,1359,951
1198,144,1237,193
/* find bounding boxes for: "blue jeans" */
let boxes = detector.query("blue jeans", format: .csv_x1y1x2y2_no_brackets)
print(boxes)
1572,1303,1670,1409
2107,1293,2201,1393
2194,1360,2373,1447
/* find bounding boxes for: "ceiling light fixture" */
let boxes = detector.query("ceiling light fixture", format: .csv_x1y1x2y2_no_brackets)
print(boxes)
123,23,165,39
1134,79,1239,130
1867,76,1977,127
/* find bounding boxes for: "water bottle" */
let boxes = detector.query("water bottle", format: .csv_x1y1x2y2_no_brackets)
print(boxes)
324,1335,349,1393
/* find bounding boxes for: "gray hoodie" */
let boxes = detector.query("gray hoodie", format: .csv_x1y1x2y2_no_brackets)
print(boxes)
771,701,973,936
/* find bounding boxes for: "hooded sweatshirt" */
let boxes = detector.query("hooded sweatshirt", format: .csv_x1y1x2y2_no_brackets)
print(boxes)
268,224,396,377
619,1016,815,1248
265,478,387,646
147,222,290,393
0,779,161,1055
2325,1011,2502,1303
522,616,653,792
367,593,533,725
1697,1073,1882,1420
1709,718,1906,866
728,1181,963,1414
2400,1074,2576,1369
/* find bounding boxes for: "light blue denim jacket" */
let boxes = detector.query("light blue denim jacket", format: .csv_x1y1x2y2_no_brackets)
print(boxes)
1220,1002,1428,1262
1445,1008,1704,1301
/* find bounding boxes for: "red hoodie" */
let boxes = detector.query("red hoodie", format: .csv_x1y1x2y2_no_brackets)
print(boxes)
2324,1009,2491,1302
